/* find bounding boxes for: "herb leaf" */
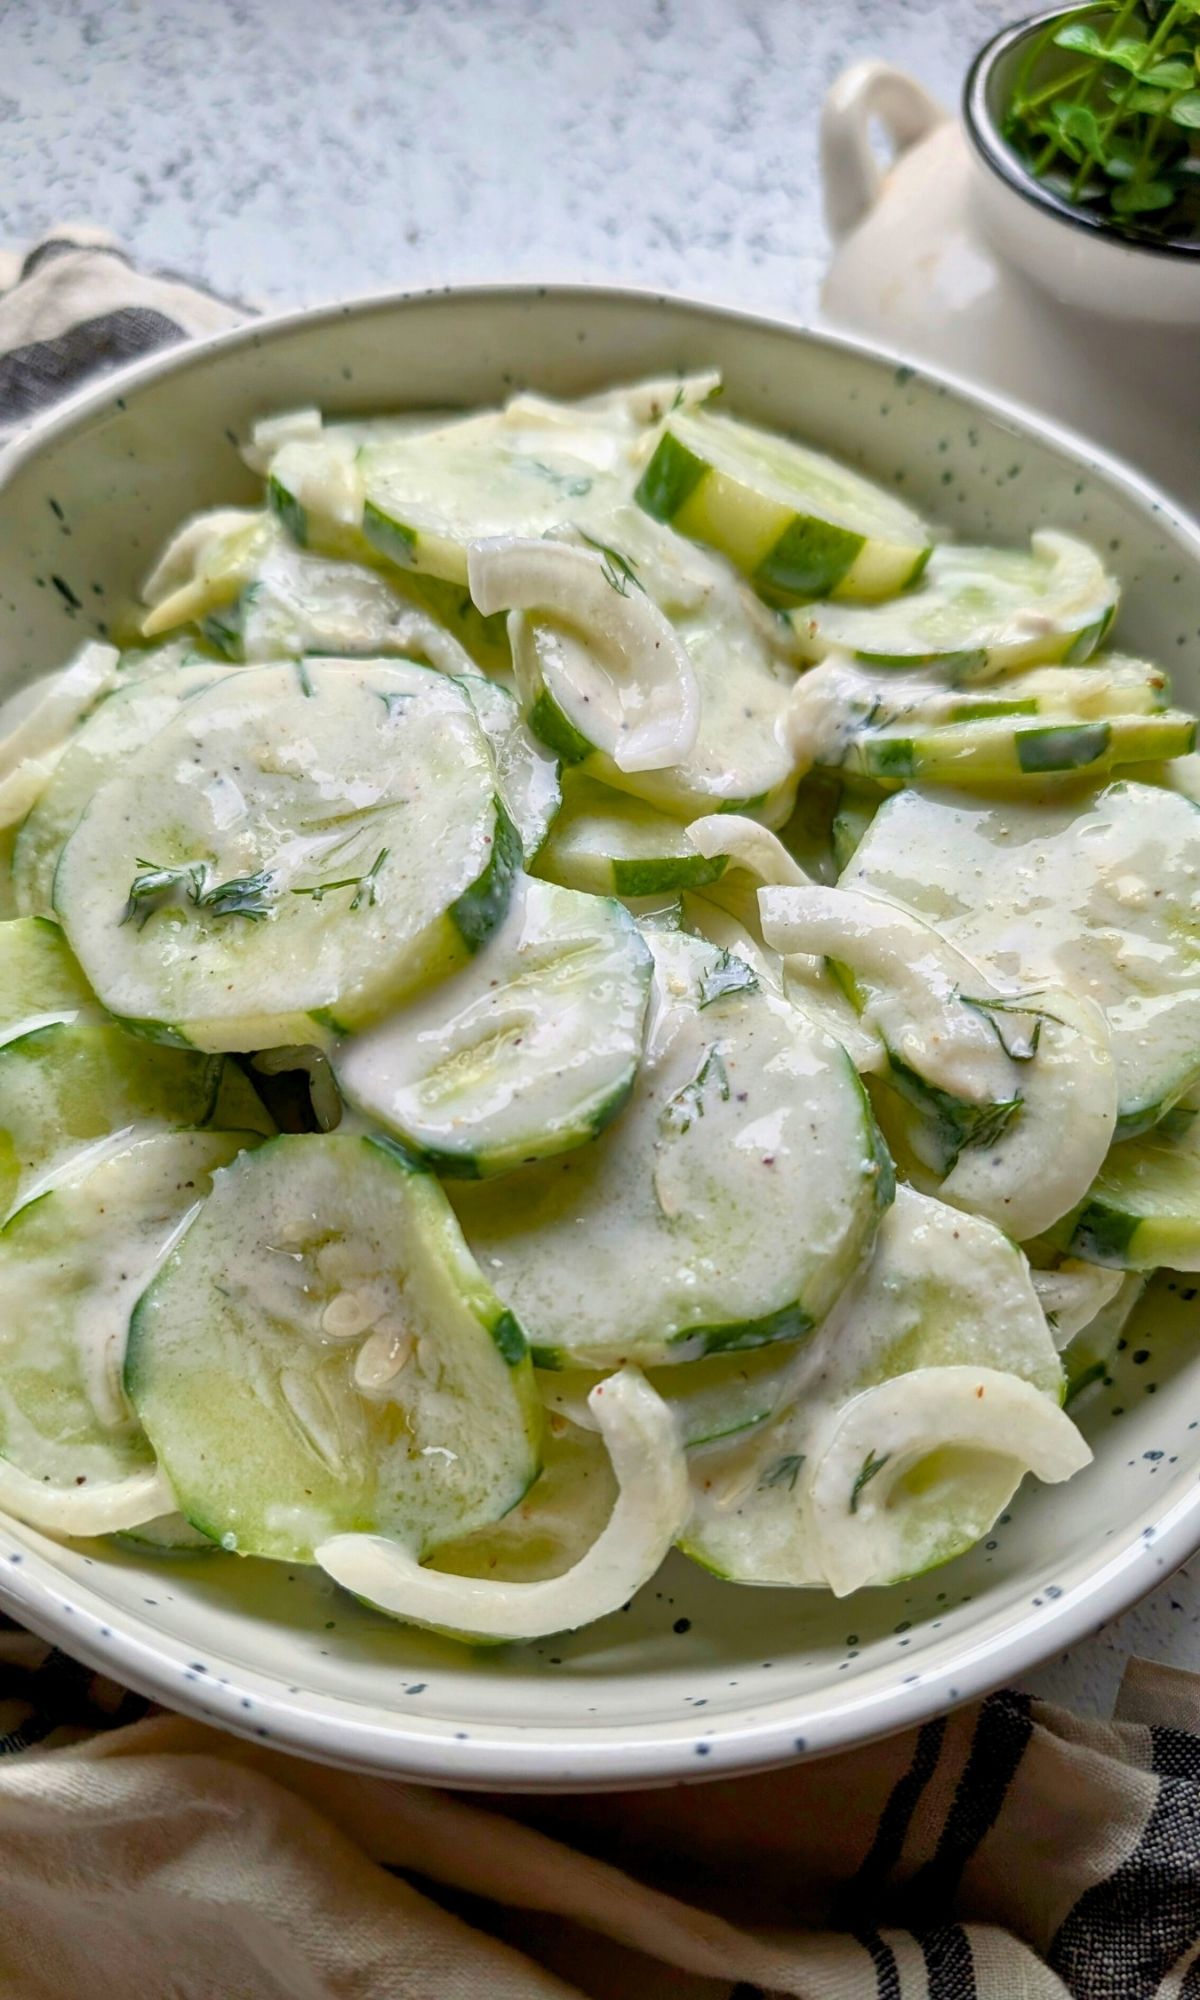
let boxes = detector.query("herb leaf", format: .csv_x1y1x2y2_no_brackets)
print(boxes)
577,530,643,597
197,869,276,921
957,990,1065,1064
759,1452,805,1493
121,857,207,929
292,847,389,911
662,1044,731,1135
849,1448,891,1515
697,948,760,1010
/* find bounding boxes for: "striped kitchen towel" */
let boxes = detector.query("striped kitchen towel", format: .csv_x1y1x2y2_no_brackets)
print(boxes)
3,228,1200,2000
4,1615,1200,2000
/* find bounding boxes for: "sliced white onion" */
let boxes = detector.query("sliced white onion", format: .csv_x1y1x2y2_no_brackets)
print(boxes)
809,1364,1091,1597
141,507,264,610
1032,1261,1124,1350
0,1457,174,1537
468,536,699,773
759,885,1019,1104
241,407,323,476
686,813,809,888
317,1366,690,1641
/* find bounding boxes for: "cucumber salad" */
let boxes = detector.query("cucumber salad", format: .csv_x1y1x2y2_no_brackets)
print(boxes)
0,373,1195,1648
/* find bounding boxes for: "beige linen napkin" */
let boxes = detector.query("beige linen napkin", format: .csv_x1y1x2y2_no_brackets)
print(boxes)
4,1618,1200,1999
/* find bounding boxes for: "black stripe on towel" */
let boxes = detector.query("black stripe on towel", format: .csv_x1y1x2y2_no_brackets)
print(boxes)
916,1923,976,2000
1049,1770,1200,2000
905,1692,1033,1918
0,307,186,421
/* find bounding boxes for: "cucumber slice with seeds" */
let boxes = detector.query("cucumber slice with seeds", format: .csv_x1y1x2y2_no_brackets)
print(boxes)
788,532,1118,678
845,782,1200,1137
0,1128,253,1535
126,1133,542,1563
452,930,891,1368
681,1185,1073,1590
54,660,518,1049
635,406,931,603
14,660,236,917
535,772,725,897
0,1020,252,1218
333,876,651,1176
0,917,93,1043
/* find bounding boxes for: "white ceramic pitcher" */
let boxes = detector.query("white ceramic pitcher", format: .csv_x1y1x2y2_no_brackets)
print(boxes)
819,9,1199,514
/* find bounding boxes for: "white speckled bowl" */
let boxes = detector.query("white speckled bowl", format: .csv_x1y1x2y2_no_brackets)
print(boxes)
2,288,1199,1790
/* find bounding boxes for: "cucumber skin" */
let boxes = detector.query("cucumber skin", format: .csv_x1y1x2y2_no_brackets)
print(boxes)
448,799,522,953
362,499,418,569
753,516,864,604
634,430,706,524
528,690,594,766
1068,1201,1141,1267
611,854,727,898
268,474,308,548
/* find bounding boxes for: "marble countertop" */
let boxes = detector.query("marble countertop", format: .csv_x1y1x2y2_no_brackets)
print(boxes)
4,0,1197,1717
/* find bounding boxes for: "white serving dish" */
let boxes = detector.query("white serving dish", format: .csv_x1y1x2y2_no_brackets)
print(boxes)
1,286,1198,1791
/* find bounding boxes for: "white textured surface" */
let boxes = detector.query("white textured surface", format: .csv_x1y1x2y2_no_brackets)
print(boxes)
3,0,1197,1718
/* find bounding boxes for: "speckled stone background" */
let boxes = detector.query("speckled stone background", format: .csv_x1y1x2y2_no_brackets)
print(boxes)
3,0,1197,1717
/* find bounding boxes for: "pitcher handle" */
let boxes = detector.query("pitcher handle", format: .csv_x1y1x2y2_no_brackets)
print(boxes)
821,62,948,243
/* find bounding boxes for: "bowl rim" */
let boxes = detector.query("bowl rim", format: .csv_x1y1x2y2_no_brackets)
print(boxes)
963,4,1200,264
2,279,1200,1790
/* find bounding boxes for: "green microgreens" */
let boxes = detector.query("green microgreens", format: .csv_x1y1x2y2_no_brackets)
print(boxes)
849,1448,892,1516
1004,1,1200,244
577,529,644,597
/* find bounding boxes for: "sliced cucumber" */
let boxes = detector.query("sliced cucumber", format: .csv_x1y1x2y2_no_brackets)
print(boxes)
682,1184,1075,1590
54,660,518,1049
788,532,1118,678
333,877,652,1177
0,644,121,830
634,405,931,603
126,1133,542,1562
115,1513,216,1553
13,660,236,917
1069,1104,1200,1269
0,917,93,1043
789,652,1171,780
317,1366,689,1642
457,673,561,860
538,1341,799,1449
0,1020,251,1218
535,772,724,897
1063,1272,1147,1401
427,1412,617,1583
845,782,1200,1136
452,929,890,1368
0,1128,251,1536
760,885,1117,1240
842,709,1195,790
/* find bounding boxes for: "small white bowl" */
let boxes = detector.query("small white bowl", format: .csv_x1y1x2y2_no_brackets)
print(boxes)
2,287,1199,1789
